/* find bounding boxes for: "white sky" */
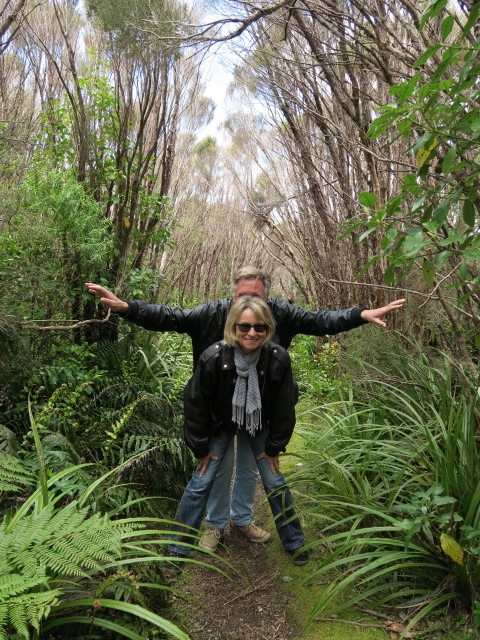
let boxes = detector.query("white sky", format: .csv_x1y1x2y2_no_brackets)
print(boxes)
198,49,233,142
184,0,235,144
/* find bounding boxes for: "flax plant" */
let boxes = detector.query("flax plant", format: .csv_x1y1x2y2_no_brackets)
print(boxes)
290,344,480,636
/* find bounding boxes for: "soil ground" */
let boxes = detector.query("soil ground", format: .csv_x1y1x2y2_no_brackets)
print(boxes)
172,484,300,640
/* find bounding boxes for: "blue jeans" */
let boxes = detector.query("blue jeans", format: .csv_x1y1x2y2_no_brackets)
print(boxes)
168,429,304,556
205,434,259,528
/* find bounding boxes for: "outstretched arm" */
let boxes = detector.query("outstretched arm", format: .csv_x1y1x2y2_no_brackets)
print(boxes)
84,283,129,313
360,298,406,328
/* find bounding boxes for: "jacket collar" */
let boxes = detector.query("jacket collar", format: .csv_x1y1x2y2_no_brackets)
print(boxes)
220,342,270,371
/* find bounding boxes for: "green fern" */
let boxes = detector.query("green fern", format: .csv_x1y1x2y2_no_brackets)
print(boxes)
0,453,35,494
0,570,60,637
1,502,136,580
0,387,193,639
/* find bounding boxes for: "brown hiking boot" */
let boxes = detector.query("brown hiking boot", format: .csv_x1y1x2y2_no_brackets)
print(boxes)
198,527,224,552
231,522,271,543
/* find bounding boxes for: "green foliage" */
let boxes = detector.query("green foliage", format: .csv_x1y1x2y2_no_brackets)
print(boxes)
6,332,195,516
290,340,480,634
290,335,343,403
0,166,113,324
0,414,194,640
341,2,480,302
0,453,35,494
86,0,184,54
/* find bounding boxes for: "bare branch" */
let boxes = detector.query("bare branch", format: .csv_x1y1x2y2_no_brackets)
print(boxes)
22,310,112,331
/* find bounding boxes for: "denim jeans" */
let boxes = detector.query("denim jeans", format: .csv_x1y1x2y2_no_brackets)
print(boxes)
205,434,259,528
168,429,304,556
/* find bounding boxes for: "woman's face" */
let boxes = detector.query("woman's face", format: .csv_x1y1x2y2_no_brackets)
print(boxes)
235,308,268,353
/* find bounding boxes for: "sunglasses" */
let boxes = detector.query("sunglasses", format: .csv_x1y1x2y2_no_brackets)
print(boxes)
235,322,268,333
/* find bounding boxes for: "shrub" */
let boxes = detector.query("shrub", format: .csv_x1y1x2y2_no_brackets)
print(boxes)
290,342,480,635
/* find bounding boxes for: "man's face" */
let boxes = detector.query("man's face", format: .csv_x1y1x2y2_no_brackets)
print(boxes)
233,278,267,301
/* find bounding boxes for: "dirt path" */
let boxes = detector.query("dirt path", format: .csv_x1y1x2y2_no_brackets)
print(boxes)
172,486,301,640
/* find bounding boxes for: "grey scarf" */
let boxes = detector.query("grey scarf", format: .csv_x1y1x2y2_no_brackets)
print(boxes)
232,346,262,436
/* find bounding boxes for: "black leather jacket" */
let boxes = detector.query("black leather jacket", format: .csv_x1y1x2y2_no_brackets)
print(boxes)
183,341,296,458
123,297,367,369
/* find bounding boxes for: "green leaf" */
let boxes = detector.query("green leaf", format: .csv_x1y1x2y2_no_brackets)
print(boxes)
464,248,480,260
439,230,464,246
368,110,400,138
54,598,189,639
359,226,377,242
433,250,452,268
441,44,462,63
381,227,397,250
441,145,457,174
463,200,475,227
396,73,422,105
457,291,474,305
463,2,480,36
459,261,470,281
43,616,145,639
412,132,434,154
337,218,365,241
413,45,442,68
471,118,480,133
422,259,435,286
421,204,433,223
432,199,451,227
441,15,454,40
396,116,414,137
412,193,428,213
384,263,397,286
431,58,454,82
356,254,381,279
404,173,418,186
359,192,377,208
402,231,426,257
420,0,448,31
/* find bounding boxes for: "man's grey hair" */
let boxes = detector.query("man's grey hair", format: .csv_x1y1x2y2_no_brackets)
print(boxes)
231,266,271,297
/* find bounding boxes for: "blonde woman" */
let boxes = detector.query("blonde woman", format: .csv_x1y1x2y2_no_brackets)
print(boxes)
168,296,308,568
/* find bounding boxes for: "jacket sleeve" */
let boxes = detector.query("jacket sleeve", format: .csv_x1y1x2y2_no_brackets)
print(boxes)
121,300,204,334
271,298,367,341
264,349,296,457
183,353,216,458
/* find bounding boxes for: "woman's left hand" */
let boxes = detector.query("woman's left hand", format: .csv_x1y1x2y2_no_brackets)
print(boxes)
196,453,218,477
257,452,279,475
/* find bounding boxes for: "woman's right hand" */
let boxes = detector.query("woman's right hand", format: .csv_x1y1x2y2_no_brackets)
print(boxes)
85,283,129,313
196,453,218,477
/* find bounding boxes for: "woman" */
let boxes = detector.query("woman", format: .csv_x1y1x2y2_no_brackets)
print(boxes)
167,296,308,567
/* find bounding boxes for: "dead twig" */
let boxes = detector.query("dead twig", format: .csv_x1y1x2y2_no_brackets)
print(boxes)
22,309,112,331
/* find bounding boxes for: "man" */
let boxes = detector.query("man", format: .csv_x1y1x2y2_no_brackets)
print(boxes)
85,267,405,557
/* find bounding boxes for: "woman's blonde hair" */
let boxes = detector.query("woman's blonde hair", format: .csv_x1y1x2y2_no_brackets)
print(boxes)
224,296,276,347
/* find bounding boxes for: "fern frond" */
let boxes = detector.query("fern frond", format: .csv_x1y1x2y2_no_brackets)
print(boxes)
0,575,47,601
2,502,139,584
0,589,60,636
0,453,35,494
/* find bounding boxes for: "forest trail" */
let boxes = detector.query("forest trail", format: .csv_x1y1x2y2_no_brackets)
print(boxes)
171,485,301,640
169,482,390,640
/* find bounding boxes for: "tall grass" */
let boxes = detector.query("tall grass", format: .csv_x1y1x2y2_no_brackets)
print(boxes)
289,341,480,636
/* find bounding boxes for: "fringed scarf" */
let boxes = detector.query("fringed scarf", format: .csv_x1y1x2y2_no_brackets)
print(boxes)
232,346,262,436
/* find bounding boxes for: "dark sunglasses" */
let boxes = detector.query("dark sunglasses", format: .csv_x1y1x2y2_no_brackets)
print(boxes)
235,322,268,333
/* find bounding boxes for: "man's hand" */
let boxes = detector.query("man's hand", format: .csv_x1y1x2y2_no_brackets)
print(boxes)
257,452,279,475
360,298,406,328
196,453,218,477
85,283,129,313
